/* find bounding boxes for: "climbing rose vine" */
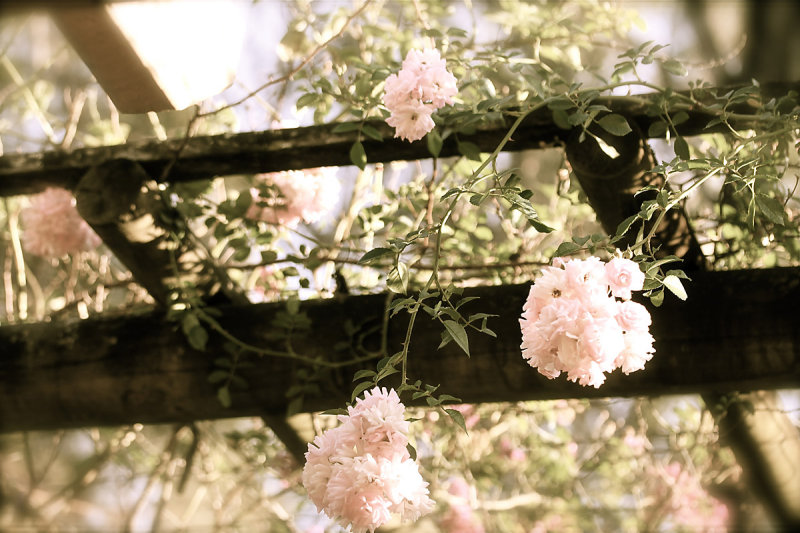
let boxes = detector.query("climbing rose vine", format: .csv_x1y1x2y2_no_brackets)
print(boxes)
383,48,457,142
21,187,101,259
302,387,434,532
519,256,654,388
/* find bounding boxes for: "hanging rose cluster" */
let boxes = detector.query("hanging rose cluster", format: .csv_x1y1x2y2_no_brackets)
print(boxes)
519,256,655,388
302,387,435,533
383,48,457,142
21,187,101,259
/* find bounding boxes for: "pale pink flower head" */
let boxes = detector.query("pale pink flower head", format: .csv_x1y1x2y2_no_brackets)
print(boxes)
302,387,433,532
605,257,645,300
578,317,624,368
383,48,457,142
247,167,340,227
562,256,607,301
616,330,655,374
21,187,101,258
616,300,652,332
520,254,655,387
385,100,436,142
343,387,410,457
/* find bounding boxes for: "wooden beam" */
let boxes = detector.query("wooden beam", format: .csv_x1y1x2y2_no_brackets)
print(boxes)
50,2,245,113
0,267,798,432
2,83,797,197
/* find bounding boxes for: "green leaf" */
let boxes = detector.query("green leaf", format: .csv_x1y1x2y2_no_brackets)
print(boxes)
387,262,409,294
614,214,639,239
755,194,786,225
207,370,229,384
352,369,377,381
442,320,469,356
351,380,375,401
457,140,482,161
597,114,632,136
217,386,231,408
350,141,367,170
186,325,208,351
529,218,555,233
554,241,581,257
361,124,383,142
663,274,688,300
593,135,620,159
358,247,394,264
647,121,668,137
426,129,443,157
286,395,304,416
445,408,468,434
662,58,688,77
407,443,417,460
552,109,571,130
650,289,665,307
674,136,690,160
295,93,318,110
331,122,360,133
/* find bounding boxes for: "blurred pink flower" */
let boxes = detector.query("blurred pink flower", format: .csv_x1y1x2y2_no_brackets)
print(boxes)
247,167,339,227
656,462,729,531
383,48,457,142
21,187,101,258
302,386,434,533
441,503,484,533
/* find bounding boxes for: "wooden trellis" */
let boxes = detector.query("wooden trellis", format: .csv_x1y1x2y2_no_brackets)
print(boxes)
1,83,799,526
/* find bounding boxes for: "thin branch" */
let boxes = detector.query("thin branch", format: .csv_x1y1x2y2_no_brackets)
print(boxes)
198,0,373,118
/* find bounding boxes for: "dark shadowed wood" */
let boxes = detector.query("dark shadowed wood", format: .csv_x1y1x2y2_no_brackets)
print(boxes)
1,267,798,433
3,83,798,197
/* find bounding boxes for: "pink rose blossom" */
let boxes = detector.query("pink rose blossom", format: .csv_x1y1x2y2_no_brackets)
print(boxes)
615,300,652,332
21,187,101,258
605,257,645,300
520,254,655,387
385,100,436,142
247,167,340,227
383,48,457,142
302,386,434,532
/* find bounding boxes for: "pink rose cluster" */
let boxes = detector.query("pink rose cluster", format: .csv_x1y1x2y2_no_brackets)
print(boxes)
21,187,101,259
383,48,457,142
519,256,654,388
302,387,435,533
246,167,340,227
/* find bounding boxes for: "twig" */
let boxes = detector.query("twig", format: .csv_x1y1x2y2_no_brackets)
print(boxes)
197,0,373,118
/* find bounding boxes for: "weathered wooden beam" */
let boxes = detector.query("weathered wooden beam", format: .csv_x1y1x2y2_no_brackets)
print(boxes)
2,83,796,198
51,3,246,113
0,267,798,433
